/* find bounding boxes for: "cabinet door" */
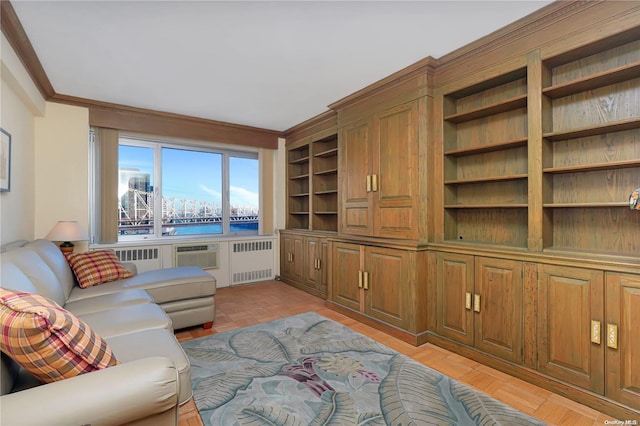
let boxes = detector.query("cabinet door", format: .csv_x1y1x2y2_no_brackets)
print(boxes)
340,119,373,236
436,252,474,346
305,237,328,296
330,242,362,311
537,264,604,394
282,234,304,283
280,234,294,280
364,246,410,329
373,101,419,240
474,257,523,363
606,273,640,410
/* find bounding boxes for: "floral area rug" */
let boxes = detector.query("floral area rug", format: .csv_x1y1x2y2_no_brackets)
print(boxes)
181,312,544,425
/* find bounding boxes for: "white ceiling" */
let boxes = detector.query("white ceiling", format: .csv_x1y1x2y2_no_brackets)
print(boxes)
11,1,552,131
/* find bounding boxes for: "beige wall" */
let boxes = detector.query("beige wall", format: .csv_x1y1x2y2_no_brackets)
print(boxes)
34,103,89,250
0,33,45,245
1,33,90,248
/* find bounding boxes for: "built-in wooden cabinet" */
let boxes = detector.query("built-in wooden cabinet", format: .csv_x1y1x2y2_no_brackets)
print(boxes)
286,134,338,232
435,252,523,363
537,266,640,411
281,3,640,418
537,264,605,393
311,135,339,233
442,70,529,249
280,230,329,299
605,272,640,409
340,101,422,240
331,241,410,329
280,231,304,284
539,35,640,259
329,240,428,343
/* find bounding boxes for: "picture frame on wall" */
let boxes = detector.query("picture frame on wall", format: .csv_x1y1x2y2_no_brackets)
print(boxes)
1,128,11,192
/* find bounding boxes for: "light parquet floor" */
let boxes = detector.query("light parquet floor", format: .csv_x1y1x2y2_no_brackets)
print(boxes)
175,280,618,426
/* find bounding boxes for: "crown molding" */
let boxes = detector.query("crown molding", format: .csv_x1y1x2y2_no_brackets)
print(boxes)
1,0,281,148
435,1,591,72
283,109,337,141
1,0,54,99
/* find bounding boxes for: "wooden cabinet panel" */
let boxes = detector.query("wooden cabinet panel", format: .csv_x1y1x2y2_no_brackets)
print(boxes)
339,100,422,240
305,237,328,296
281,233,303,282
435,253,523,363
436,252,474,346
331,242,362,311
606,272,640,410
340,119,372,236
365,246,410,329
537,264,604,394
374,102,419,240
474,257,523,363
280,231,329,298
330,241,427,339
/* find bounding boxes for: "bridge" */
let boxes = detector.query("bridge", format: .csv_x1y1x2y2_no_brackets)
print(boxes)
119,188,258,229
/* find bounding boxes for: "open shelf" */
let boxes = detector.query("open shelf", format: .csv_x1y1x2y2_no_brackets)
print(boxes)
314,168,338,176
445,204,528,209
314,147,338,158
444,137,528,157
442,68,529,248
544,159,640,174
541,36,640,256
444,94,527,123
544,202,629,208
445,174,527,185
543,62,640,99
543,118,640,141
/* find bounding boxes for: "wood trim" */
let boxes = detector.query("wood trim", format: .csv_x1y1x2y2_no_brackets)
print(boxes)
51,93,280,149
0,0,54,99
328,56,436,112
325,300,428,346
283,110,337,141
1,0,280,149
435,1,589,73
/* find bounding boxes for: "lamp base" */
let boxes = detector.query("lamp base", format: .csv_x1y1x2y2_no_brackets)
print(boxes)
59,241,74,254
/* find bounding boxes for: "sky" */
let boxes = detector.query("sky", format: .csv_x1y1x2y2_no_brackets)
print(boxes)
118,144,259,210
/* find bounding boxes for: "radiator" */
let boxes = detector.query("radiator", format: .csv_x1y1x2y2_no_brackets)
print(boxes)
230,239,275,285
174,243,219,269
113,247,161,273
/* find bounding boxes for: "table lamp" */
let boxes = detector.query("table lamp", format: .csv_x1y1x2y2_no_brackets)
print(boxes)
45,221,90,254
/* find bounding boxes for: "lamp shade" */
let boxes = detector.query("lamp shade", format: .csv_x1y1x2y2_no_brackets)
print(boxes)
45,221,89,243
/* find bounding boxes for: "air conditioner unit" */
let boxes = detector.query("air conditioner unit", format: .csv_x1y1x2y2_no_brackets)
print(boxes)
174,243,219,269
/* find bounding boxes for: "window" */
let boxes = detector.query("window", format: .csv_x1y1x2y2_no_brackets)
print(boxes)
117,137,259,239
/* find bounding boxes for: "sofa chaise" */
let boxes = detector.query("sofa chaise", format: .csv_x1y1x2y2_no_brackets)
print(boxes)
0,239,218,426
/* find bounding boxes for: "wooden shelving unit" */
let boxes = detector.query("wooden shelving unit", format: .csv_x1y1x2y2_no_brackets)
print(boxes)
442,67,529,248
286,145,310,230
311,135,338,232
541,37,640,258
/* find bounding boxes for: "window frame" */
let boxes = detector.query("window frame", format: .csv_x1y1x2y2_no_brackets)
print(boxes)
115,134,260,241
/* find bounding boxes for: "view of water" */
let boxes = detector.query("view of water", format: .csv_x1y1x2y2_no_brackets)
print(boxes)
164,222,258,236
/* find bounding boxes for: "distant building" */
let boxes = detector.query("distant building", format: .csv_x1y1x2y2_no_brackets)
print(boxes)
119,168,153,224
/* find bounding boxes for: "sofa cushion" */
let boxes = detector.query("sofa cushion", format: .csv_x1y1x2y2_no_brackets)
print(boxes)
65,250,133,288
0,289,119,383
67,266,216,304
63,289,153,315
107,328,192,405
77,303,173,339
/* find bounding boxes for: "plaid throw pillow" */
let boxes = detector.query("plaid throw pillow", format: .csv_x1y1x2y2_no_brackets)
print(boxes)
65,249,133,288
0,288,119,383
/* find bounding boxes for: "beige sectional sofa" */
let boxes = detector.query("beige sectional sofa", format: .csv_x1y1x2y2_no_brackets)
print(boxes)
0,239,218,426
